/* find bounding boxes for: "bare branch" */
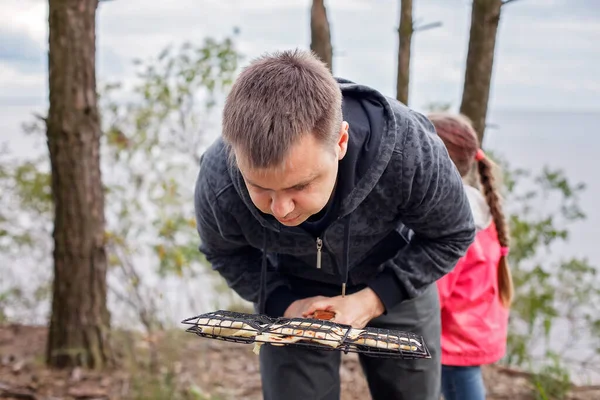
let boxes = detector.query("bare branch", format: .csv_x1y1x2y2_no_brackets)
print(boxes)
413,21,442,33
108,241,163,333
502,0,523,6
32,113,47,123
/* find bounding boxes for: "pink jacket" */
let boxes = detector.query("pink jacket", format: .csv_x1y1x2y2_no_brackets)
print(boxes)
437,184,509,366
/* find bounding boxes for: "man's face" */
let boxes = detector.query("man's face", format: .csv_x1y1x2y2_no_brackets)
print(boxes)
236,123,349,227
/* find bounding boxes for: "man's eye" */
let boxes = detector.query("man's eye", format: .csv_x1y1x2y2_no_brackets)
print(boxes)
293,184,309,191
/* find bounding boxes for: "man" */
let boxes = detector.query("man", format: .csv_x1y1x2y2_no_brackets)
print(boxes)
194,49,475,400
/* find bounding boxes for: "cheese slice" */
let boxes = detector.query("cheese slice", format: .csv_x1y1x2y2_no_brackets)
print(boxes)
195,316,259,338
349,331,421,352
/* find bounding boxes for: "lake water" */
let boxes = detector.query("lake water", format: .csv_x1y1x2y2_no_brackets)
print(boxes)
4,105,598,270
1,104,599,383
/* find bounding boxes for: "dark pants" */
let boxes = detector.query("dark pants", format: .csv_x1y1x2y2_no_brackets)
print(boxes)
441,365,486,400
259,284,441,400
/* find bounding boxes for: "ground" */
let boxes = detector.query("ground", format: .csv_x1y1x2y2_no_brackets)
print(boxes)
1,324,599,400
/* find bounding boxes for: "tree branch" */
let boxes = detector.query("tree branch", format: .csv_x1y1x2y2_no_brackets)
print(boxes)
502,0,523,6
413,21,442,32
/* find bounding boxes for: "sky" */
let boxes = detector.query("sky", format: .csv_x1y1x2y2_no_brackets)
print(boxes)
2,2,600,377
0,0,598,118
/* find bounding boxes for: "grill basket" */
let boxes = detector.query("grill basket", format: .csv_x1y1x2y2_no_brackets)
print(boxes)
182,310,430,360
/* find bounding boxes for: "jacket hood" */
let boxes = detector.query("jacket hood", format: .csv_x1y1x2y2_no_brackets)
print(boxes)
463,183,492,231
226,77,398,233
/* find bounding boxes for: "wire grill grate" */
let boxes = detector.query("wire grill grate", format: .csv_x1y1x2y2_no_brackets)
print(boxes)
182,310,431,359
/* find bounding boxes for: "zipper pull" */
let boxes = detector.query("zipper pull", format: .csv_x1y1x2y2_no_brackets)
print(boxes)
316,237,323,269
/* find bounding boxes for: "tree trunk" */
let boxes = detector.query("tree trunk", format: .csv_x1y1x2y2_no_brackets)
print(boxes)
459,0,503,144
396,0,413,105
310,0,333,72
46,0,113,369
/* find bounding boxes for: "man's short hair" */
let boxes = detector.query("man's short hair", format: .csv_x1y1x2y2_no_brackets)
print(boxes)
222,49,343,169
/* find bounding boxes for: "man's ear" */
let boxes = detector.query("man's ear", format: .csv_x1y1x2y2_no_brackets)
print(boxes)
337,121,349,160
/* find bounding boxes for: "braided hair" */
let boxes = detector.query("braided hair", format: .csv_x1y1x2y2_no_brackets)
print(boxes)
428,112,514,308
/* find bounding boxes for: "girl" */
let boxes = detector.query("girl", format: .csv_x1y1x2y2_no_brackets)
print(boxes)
428,112,514,400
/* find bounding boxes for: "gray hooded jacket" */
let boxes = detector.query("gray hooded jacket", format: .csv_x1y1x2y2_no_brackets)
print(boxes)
194,78,476,316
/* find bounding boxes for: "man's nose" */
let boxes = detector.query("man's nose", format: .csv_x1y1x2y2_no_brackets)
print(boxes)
271,194,294,219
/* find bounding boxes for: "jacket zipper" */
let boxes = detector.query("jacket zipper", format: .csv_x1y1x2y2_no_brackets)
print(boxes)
316,237,323,269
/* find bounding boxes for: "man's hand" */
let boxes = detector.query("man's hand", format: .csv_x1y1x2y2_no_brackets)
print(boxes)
302,288,385,329
283,296,328,319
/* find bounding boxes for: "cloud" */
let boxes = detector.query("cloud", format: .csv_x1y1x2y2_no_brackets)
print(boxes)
0,26,45,73
0,1,124,84
488,3,600,110
0,0,47,75
0,0,47,43
1,0,599,114
0,62,46,107
512,0,600,22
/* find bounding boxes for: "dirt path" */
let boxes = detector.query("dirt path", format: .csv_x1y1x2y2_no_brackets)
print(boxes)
0,324,598,399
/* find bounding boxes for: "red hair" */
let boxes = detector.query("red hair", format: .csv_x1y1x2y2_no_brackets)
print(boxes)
429,112,514,308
